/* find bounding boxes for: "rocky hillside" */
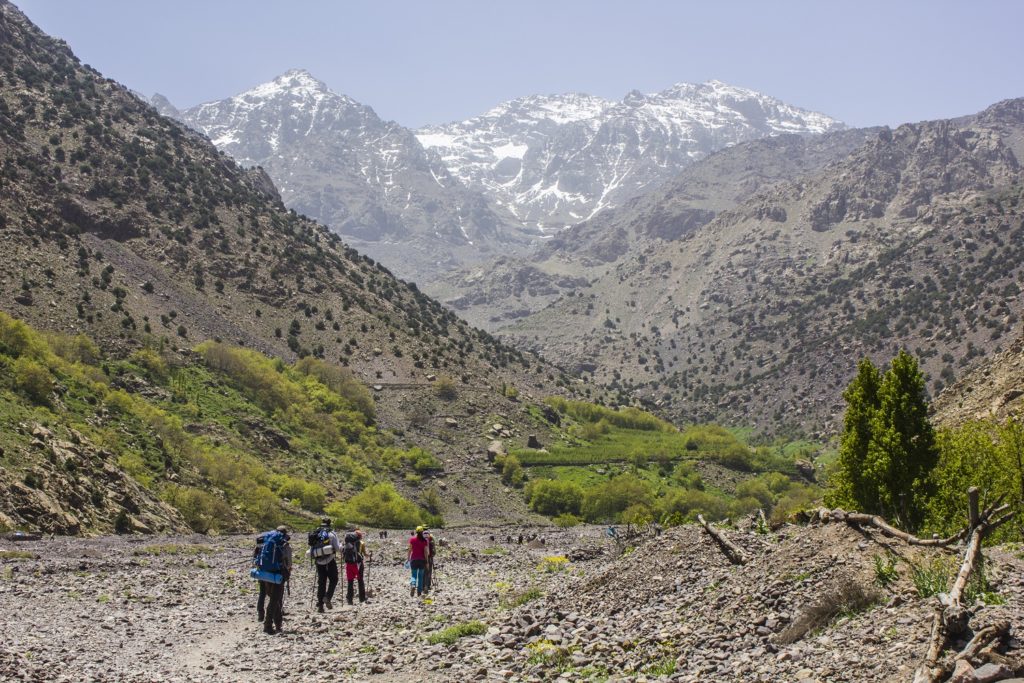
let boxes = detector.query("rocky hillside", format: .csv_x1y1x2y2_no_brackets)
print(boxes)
0,0,583,531
168,70,535,286
435,128,877,329
932,331,1024,427
500,102,1024,436
418,81,843,232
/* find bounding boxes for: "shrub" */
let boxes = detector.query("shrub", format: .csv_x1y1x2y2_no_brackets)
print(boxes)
13,357,53,404
427,621,487,645
162,485,236,534
581,474,654,522
526,479,583,516
272,475,326,512
335,482,438,529
433,376,457,401
656,488,730,523
293,356,375,422
497,454,525,487
553,513,582,528
130,348,168,381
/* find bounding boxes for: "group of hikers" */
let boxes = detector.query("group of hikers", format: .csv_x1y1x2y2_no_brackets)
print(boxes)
249,518,436,635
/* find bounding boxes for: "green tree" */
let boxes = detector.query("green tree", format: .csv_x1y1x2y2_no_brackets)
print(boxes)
828,352,938,531
866,350,937,531
826,358,881,509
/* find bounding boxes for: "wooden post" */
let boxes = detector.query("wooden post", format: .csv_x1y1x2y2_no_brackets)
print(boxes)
968,487,980,529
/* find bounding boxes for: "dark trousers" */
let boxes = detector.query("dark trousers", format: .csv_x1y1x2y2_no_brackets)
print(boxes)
423,559,433,592
263,580,285,633
256,580,267,620
316,559,338,606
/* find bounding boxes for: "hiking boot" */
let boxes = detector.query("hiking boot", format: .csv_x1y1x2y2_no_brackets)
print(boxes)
325,600,333,610
410,586,415,597
263,627,275,635
256,611,264,622
317,604,324,613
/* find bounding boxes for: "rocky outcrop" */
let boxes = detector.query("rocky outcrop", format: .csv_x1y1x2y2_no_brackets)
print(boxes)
0,424,188,535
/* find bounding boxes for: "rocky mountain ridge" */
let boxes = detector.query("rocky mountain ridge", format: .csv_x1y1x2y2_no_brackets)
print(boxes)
161,72,841,288
417,80,843,232
171,70,535,285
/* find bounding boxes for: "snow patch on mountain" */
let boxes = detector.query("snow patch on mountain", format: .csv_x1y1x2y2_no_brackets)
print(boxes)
417,81,844,231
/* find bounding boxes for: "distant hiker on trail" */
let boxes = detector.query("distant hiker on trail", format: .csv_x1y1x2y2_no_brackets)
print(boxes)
250,525,292,635
407,526,429,597
343,529,367,605
422,529,437,593
309,517,341,613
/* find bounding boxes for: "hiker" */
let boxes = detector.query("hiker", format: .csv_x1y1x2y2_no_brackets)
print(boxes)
343,529,366,604
253,525,292,635
309,517,341,613
517,534,523,545
422,529,437,593
407,526,429,597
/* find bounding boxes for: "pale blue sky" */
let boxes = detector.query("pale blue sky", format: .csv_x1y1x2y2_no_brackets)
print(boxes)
15,0,1024,128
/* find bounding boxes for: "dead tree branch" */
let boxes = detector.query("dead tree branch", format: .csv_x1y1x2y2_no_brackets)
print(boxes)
697,514,746,565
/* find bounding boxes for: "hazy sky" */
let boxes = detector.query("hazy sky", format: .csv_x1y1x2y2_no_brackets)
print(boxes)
14,0,1024,129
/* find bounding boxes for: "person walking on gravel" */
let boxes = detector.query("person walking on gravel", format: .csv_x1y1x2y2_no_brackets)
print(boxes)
343,529,367,605
407,526,429,597
313,517,341,613
263,526,292,635
422,528,436,593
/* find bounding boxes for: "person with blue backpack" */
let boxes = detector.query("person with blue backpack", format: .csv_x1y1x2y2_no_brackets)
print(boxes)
308,517,341,613
250,525,292,635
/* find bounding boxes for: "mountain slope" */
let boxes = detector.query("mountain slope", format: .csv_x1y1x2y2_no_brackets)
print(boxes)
434,128,877,329
418,81,844,232
0,0,577,529
173,70,534,285
500,102,1024,435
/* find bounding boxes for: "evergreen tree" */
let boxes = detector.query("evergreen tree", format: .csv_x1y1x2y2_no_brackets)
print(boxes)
826,351,938,532
865,350,938,531
825,357,881,510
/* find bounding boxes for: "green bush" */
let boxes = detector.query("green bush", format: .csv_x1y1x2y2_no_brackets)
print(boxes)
581,473,654,522
130,348,168,381
162,485,235,533
333,482,439,529
13,357,53,404
427,621,487,645
656,488,730,522
433,376,458,400
526,479,583,516
496,454,525,487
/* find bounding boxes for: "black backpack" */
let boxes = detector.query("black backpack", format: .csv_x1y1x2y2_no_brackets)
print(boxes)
342,531,360,563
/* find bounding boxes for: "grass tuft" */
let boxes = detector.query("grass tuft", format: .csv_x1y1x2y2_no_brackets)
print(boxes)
426,620,487,645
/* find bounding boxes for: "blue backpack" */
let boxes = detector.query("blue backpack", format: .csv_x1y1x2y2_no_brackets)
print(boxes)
250,530,287,583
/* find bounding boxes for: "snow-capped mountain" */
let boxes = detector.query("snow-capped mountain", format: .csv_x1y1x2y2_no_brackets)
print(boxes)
172,70,531,283
416,81,844,231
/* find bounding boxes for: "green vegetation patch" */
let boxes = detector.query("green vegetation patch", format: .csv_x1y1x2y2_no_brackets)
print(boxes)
0,550,36,560
426,620,487,645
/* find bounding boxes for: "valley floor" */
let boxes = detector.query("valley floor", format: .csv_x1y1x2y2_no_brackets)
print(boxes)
0,523,1022,682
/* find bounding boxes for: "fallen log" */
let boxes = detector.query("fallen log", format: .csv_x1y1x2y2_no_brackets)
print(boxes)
697,514,746,565
835,511,967,547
